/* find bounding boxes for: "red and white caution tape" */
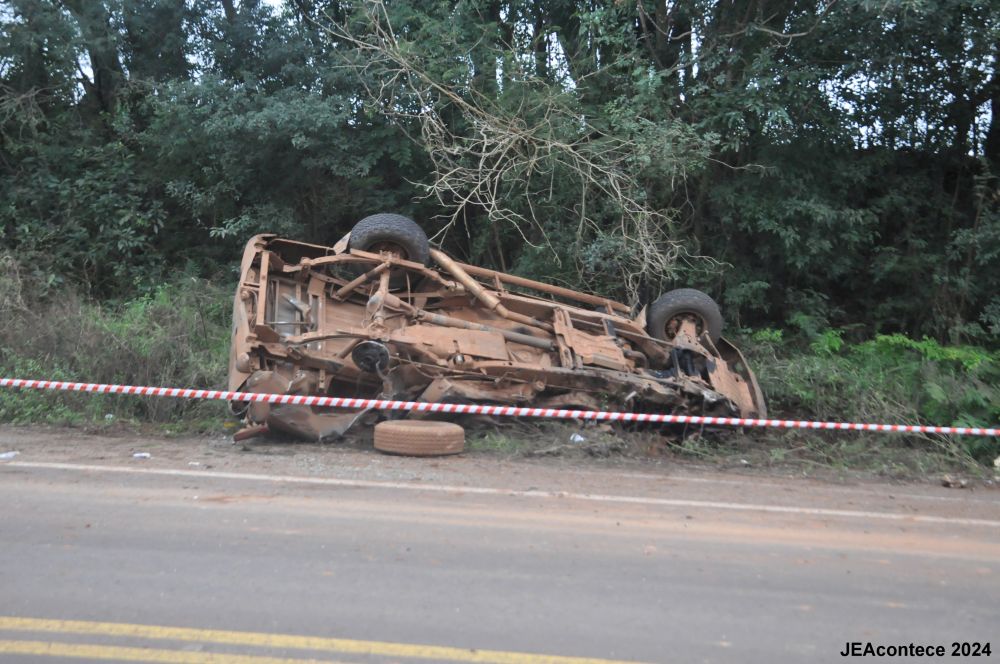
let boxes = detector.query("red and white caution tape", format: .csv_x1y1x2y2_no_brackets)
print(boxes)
1,377,997,437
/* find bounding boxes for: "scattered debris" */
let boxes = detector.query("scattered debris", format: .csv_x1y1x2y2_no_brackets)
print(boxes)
528,437,628,458
584,440,629,457
529,444,573,457
941,474,969,489
227,213,766,441
232,424,269,443
569,433,587,444
0,450,20,461
132,452,152,459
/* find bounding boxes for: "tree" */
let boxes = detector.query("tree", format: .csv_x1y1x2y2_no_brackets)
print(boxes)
0,0,996,342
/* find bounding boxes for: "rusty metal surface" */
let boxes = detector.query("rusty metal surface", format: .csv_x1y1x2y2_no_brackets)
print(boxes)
228,232,767,441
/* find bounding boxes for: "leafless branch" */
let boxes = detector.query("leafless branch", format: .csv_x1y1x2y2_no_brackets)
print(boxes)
316,0,720,297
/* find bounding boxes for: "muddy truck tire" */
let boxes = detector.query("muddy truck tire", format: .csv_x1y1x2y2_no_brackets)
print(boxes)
347,213,430,290
647,288,723,343
373,420,465,456
348,213,430,264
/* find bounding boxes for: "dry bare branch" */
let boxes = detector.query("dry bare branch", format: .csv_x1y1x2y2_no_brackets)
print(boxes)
317,0,720,298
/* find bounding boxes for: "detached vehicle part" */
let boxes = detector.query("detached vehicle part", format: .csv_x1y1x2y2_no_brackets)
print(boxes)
373,421,466,456
228,213,766,441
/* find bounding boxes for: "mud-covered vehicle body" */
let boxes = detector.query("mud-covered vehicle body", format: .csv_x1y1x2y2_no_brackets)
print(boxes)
229,214,766,440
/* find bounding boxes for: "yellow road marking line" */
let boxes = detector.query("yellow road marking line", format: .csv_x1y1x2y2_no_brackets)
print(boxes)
0,640,342,663
0,618,643,664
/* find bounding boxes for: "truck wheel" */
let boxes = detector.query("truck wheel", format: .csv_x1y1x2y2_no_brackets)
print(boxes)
348,213,429,265
347,213,429,290
647,288,723,343
374,420,465,456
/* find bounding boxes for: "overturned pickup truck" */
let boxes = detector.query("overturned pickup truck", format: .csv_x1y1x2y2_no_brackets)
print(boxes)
229,213,766,440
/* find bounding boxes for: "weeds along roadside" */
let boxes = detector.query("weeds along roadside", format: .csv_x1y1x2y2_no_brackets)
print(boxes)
740,328,999,473
0,255,230,430
0,254,997,471
507,331,999,476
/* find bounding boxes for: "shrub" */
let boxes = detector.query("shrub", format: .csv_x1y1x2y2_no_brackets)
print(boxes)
0,256,231,425
745,329,999,466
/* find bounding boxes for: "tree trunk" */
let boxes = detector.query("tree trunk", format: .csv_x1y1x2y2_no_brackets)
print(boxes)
985,95,1000,165
60,0,126,116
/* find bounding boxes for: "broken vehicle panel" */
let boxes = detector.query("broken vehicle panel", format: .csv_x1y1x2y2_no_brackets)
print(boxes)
229,213,766,440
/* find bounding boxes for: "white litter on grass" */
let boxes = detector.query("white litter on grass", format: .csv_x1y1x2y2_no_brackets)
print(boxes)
994,455,1000,469
0,451,19,461
132,452,151,459
569,433,586,443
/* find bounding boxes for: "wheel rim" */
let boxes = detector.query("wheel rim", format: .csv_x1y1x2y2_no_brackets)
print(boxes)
664,313,704,340
368,240,408,260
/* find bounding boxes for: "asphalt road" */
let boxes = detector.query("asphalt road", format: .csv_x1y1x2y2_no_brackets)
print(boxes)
0,431,998,663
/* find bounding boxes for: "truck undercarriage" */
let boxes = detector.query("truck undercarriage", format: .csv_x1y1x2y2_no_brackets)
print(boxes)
229,214,766,441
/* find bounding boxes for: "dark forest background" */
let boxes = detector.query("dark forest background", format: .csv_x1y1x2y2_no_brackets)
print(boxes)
1,0,997,462
3,0,999,339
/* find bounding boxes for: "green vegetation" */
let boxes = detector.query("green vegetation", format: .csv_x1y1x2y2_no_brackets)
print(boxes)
0,259,230,429
0,0,997,468
3,0,999,338
745,330,999,471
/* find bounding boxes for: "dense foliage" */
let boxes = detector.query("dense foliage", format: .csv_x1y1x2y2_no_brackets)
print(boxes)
2,0,998,343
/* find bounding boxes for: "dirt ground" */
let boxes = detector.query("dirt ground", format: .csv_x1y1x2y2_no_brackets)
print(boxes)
1,423,997,507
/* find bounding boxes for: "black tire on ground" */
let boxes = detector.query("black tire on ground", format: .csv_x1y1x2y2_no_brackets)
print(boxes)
373,420,465,456
348,213,430,265
646,288,723,343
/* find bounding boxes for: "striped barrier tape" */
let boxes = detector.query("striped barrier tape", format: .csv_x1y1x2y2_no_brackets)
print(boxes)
1,377,997,437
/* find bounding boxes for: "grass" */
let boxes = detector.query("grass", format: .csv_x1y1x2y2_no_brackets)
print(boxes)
738,328,999,476
0,255,231,433
466,330,999,477
468,429,533,455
